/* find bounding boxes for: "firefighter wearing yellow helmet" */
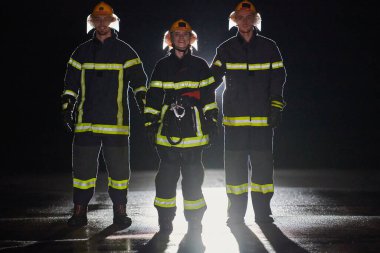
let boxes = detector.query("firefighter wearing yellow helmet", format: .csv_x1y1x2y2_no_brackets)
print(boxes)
62,1,147,228
210,0,287,226
144,19,218,235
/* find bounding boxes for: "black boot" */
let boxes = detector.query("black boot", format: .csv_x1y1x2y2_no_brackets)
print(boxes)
158,216,174,235
254,203,274,224
113,204,132,229
187,219,202,234
67,204,88,227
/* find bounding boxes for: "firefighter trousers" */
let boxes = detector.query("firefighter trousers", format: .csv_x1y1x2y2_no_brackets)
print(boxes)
224,149,274,221
71,134,130,206
154,147,207,223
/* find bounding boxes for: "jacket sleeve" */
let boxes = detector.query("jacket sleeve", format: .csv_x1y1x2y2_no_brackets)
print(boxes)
269,42,287,110
144,62,165,123
210,46,227,91
123,52,148,96
63,49,81,100
199,60,218,115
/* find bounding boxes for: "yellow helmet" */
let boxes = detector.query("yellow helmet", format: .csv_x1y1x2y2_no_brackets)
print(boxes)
229,0,261,31
163,19,198,50
86,1,120,33
92,1,114,16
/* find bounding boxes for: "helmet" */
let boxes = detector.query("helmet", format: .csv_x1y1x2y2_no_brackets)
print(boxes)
163,19,198,50
86,2,120,33
228,0,262,31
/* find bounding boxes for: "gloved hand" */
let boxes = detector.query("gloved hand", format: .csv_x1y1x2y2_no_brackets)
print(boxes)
145,114,160,147
61,95,76,133
268,108,282,128
135,92,146,115
204,109,219,145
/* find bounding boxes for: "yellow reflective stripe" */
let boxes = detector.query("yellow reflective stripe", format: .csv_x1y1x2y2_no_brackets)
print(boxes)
226,63,247,70
73,178,96,189
272,100,285,109
68,58,82,70
75,123,129,135
144,107,161,115
117,69,124,125
77,69,86,123
251,183,274,194
108,177,129,190
223,116,268,126
184,198,206,210
272,61,284,69
226,183,249,195
124,58,142,69
154,197,176,208
63,90,78,99
82,63,123,70
214,60,222,67
62,103,68,110
134,86,147,93
199,76,215,87
248,63,271,71
156,134,209,148
194,107,203,137
203,102,218,114
150,81,163,88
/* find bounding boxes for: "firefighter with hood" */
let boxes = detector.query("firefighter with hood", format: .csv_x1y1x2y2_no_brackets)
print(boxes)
144,19,218,235
62,1,147,228
210,0,287,226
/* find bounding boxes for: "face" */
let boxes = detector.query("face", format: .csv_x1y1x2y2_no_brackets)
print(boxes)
90,15,114,36
234,10,256,33
171,30,191,50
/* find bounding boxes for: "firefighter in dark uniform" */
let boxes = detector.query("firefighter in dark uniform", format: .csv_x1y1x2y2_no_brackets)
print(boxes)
144,19,218,235
210,0,287,225
62,2,147,228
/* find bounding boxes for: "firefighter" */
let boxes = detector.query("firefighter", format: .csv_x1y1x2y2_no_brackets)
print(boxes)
144,19,218,235
210,0,287,226
62,1,147,228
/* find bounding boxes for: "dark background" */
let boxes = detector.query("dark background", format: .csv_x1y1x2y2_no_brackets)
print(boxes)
2,0,378,175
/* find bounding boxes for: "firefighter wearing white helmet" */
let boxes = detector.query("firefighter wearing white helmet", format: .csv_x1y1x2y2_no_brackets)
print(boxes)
210,0,287,226
62,1,147,228
144,19,218,236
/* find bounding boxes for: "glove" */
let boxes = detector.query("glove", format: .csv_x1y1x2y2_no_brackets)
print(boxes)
135,92,146,115
268,108,282,128
61,95,76,133
145,114,160,147
204,109,219,145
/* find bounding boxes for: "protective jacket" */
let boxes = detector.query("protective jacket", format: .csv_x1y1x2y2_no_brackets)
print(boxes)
63,29,147,136
211,29,286,150
145,49,217,148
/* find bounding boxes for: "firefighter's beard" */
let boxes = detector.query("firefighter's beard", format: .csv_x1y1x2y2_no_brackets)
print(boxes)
96,26,111,36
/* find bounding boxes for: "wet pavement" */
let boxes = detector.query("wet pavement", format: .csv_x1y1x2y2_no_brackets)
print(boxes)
0,168,379,253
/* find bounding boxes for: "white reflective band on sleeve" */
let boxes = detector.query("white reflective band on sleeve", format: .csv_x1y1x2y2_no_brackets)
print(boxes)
248,63,271,71
75,123,129,135
69,58,82,70
226,183,249,195
154,197,177,208
134,86,147,93
124,58,142,68
144,107,161,115
203,102,218,113
251,183,274,194
82,63,123,70
223,116,268,126
63,90,78,98
108,177,129,190
184,198,207,210
214,60,222,67
73,178,96,189
271,61,284,69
